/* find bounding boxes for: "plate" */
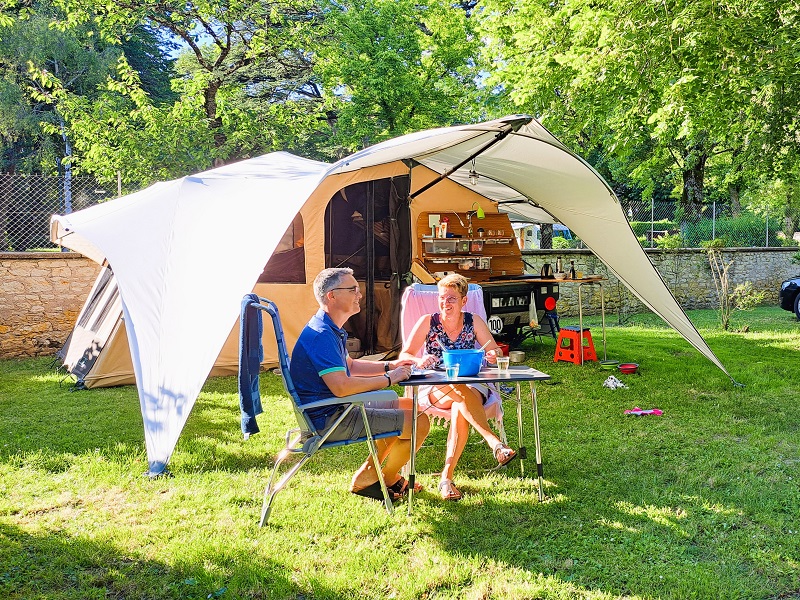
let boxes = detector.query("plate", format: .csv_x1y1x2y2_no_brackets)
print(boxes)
408,369,436,379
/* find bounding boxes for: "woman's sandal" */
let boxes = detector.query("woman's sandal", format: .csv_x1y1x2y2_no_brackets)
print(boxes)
438,478,462,501
494,442,517,467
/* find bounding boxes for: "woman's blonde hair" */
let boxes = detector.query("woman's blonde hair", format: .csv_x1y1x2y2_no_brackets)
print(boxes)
437,273,468,297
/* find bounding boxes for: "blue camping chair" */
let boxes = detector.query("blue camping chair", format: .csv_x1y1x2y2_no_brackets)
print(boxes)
239,295,402,526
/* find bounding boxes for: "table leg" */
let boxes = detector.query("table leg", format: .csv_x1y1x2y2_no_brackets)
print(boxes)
515,382,525,477
408,385,419,515
577,283,584,365
530,381,544,501
599,282,606,360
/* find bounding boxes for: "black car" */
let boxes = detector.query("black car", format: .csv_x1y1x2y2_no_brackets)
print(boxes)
780,275,800,319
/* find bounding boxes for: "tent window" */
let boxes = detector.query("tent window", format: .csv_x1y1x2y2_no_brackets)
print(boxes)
324,179,392,280
258,214,305,283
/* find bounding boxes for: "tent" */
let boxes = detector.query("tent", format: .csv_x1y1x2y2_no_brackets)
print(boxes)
51,115,733,475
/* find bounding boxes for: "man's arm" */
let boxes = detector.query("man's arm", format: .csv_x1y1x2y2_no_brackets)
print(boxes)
321,363,411,397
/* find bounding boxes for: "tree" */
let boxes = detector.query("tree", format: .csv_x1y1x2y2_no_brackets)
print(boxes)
53,0,321,152
478,0,799,225
313,0,484,156
0,1,118,173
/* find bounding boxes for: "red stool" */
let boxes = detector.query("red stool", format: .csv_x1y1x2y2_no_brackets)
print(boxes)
553,326,597,364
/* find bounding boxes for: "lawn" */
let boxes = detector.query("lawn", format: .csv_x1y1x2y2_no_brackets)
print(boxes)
1,307,799,599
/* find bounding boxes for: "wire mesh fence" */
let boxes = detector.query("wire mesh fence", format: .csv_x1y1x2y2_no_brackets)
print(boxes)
624,199,800,249
2,173,799,252
0,174,119,251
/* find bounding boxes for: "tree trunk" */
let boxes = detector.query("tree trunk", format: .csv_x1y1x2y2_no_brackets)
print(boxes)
203,80,226,149
680,152,706,220
783,189,798,240
728,183,741,217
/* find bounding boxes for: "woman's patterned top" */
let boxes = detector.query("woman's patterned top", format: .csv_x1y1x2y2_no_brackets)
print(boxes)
424,312,476,363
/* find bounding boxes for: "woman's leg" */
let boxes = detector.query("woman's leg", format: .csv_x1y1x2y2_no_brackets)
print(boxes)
441,402,470,481
430,384,501,450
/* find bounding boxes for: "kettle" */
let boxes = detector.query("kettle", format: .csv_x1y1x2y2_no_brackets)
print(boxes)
540,263,553,278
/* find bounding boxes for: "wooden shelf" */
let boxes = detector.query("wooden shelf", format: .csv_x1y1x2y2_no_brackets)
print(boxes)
416,212,524,283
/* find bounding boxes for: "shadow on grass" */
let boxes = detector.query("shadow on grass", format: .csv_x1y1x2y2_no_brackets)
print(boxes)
3,311,799,599
0,522,305,600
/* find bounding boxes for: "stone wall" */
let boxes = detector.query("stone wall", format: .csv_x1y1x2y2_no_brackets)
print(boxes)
0,252,100,358
1,248,797,358
522,247,799,319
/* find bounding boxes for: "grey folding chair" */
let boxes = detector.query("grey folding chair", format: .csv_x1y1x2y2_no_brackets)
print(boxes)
240,295,401,526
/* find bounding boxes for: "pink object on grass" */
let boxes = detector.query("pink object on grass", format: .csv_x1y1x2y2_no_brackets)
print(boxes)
624,407,663,416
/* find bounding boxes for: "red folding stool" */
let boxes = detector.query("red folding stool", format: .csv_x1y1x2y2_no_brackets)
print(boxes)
553,326,597,364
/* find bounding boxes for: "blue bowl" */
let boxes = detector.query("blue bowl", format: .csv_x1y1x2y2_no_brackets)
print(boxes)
442,349,484,376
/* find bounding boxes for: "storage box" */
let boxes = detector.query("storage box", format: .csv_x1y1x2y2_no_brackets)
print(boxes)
423,238,457,254
455,239,471,254
346,338,361,352
469,240,485,253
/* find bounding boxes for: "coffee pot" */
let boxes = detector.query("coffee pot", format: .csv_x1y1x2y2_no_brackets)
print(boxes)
540,263,554,278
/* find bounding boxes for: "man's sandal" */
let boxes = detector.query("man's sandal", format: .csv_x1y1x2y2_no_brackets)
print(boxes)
389,476,423,497
438,478,462,501
494,442,517,467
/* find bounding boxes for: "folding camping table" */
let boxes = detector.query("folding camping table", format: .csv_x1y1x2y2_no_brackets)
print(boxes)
399,365,551,513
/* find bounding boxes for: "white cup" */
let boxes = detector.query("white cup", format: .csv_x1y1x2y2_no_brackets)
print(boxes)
445,364,460,380
497,357,510,372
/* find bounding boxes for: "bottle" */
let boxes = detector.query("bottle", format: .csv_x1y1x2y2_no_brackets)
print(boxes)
556,256,563,273
569,260,576,279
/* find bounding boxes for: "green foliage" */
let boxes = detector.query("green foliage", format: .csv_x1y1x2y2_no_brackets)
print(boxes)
314,0,484,156
654,233,683,249
478,0,800,228
3,311,800,598
550,235,571,250
0,2,119,173
629,219,677,238
685,212,783,248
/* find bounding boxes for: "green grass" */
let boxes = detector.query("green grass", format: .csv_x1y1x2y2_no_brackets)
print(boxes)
1,306,799,599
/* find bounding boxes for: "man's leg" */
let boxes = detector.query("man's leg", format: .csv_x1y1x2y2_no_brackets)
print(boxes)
351,408,429,491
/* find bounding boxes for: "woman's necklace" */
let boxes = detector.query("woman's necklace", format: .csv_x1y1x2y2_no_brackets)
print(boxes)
441,315,463,339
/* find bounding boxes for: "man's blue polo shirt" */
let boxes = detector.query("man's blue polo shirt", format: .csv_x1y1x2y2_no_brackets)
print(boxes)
290,308,350,430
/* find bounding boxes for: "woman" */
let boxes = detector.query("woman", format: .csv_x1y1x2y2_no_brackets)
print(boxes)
399,273,516,501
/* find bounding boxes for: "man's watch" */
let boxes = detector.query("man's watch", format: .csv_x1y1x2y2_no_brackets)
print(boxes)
384,362,390,372
384,373,392,387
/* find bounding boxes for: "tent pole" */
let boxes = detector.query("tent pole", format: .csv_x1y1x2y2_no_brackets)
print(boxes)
409,125,515,200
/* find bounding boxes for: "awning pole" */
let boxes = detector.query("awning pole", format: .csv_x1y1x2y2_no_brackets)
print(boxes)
409,126,514,200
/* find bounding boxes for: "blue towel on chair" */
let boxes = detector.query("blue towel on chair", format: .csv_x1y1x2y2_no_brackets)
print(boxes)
239,293,264,438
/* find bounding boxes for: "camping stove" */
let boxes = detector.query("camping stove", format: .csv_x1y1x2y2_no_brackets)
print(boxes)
481,279,560,344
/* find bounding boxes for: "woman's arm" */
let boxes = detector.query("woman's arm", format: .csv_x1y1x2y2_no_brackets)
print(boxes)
472,314,502,363
398,314,434,366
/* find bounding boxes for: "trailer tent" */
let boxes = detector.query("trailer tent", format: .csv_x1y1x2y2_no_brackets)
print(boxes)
52,115,733,475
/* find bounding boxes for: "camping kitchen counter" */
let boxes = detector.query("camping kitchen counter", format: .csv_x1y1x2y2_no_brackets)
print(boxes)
413,211,563,341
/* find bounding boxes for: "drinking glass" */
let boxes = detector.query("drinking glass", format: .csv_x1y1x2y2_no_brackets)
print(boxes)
445,364,459,380
497,356,510,372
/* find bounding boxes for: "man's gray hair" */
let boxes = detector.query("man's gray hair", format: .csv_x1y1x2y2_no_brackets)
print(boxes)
313,267,354,305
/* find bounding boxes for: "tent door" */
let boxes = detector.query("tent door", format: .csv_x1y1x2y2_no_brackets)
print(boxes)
324,175,411,354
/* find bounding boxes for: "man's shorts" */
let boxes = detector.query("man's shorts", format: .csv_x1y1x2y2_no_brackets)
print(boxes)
322,396,404,443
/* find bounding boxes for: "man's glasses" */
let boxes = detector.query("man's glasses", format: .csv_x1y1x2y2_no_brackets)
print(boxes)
438,295,461,304
331,285,360,294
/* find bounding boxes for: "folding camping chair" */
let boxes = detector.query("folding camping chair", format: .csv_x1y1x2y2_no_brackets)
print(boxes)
240,295,402,526
399,283,507,443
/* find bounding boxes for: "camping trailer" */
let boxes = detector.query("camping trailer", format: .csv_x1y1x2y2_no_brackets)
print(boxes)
59,164,557,388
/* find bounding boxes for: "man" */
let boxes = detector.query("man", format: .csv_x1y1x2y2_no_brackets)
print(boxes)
290,267,430,500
